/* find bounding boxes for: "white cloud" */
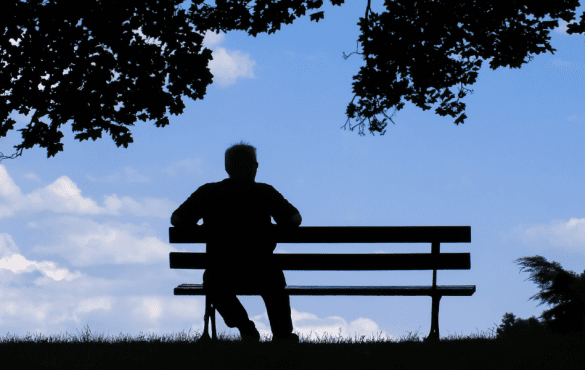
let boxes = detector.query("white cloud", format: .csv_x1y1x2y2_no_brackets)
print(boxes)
131,296,164,321
202,31,225,48
0,291,393,343
75,296,113,314
0,292,208,339
249,307,396,342
162,158,204,176
131,28,257,87
70,297,114,324
120,28,257,87
0,300,54,326
0,165,175,219
554,19,581,35
30,217,177,266
0,165,22,200
0,233,20,259
208,47,256,87
0,233,83,282
198,30,257,87
514,217,585,252
102,194,176,217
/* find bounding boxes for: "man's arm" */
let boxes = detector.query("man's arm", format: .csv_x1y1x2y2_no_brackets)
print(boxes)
170,185,207,226
266,184,302,227
170,213,181,226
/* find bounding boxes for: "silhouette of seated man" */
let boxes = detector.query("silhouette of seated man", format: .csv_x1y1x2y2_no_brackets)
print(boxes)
170,141,302,343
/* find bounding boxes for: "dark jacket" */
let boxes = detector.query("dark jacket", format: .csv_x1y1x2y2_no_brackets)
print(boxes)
171,178,300,283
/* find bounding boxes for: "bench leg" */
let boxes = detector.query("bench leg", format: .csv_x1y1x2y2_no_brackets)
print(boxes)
425,294,442,343
201,295,218,342
210,300,217,340
201,295,211,341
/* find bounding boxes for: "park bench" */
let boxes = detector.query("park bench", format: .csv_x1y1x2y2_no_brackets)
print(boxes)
169,225,474,343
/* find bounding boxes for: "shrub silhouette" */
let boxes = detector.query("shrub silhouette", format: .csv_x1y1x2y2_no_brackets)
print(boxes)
495,312,552,344
514,256,585,336
506,255,585,342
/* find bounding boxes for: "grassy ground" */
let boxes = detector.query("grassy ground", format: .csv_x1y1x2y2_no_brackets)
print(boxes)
0,325,583,369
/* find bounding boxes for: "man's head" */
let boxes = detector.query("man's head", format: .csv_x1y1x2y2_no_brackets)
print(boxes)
225,140,258,182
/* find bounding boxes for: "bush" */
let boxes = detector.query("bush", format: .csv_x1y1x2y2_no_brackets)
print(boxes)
495,312,552,344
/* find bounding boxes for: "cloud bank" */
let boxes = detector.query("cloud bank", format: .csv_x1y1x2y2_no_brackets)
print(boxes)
0,165,176,219
515,217,585,252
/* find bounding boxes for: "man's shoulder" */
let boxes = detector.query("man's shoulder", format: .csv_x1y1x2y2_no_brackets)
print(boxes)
199,179,228,188
254,181,275,189
189,181,223,197
202,179,278,194
255,182,284,195
222,179,276,190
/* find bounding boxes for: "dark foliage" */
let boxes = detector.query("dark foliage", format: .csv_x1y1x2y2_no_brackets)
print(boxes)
1,0,213,160
495,312,552,343
188,0,585,136
497,255,585,343
2,1,585,161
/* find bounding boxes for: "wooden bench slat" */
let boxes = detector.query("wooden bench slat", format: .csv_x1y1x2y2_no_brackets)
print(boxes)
169,226,471,244
169,252,471,270
174,284,476,296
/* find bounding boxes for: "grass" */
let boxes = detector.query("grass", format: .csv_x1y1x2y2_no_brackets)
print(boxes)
0,324,583,369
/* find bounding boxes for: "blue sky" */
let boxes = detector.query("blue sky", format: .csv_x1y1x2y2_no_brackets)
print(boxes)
1,1,585,342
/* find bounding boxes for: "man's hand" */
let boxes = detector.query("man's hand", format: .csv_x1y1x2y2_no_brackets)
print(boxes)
270,213,301,228
171,214,182,226
274,212,302,227
290,212,302,227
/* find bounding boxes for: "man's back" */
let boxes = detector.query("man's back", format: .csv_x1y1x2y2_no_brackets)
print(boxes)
171,178,301,267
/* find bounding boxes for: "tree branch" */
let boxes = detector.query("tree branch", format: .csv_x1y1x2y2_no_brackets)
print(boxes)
0,148,24,163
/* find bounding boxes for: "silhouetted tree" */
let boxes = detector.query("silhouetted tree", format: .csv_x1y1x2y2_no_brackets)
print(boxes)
3,1,585,161
1,0,214,162
514,255,585,339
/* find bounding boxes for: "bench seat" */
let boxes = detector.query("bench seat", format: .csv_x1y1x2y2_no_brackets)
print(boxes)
174,283,476,296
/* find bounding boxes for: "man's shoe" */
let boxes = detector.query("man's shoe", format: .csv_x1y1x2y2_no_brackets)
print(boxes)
240,328,260,343
239,321,261,343
271,333,299,344
196,332,213,344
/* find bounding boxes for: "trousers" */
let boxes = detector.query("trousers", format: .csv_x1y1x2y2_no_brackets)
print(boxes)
202,267,294,338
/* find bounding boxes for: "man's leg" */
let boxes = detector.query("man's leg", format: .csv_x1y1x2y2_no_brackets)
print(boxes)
261,290,294,338
206,291,252,329
259,269,295,339
203,269,252,330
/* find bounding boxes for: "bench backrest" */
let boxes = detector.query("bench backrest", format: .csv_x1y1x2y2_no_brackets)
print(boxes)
170,226,470,243
169,226,471,271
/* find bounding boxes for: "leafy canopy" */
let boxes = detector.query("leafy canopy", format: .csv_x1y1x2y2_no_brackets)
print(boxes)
2,0,585,160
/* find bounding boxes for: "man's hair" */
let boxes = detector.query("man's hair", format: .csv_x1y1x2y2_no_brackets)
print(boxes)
225,140,257,177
